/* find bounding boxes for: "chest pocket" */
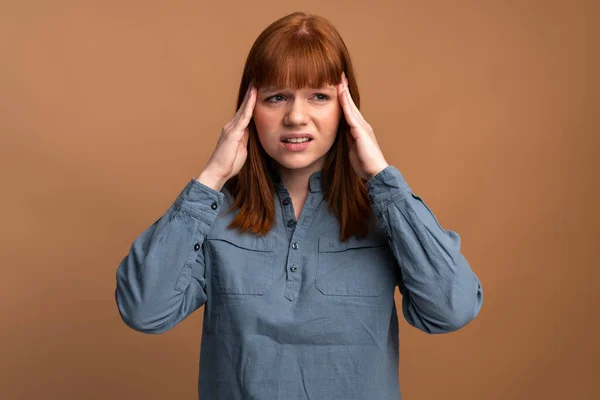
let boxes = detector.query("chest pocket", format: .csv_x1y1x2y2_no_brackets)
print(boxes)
316,234,398,297
207,234,275,295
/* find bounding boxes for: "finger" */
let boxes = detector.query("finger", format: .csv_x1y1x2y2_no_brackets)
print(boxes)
338,81,363,133
240,127,249,147
342,76,367,126
229,86,255,138
341,73,368,126
230,89,256,143
239,85,257,126
232,83,254,123
338,81,356,127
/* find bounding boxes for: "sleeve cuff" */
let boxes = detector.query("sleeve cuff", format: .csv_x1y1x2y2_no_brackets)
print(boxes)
366,165,412,212
172,178,226,222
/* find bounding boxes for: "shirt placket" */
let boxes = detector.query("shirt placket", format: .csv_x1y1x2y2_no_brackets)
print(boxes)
280,192,323,301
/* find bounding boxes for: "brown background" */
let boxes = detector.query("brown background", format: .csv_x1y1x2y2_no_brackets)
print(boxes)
1,0,597,399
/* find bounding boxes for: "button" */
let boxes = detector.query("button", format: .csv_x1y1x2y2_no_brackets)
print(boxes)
282,198,290,206
287,220,296,228
210,202,218,210
292,242,298,250
193,243,200,251
290,266,297,272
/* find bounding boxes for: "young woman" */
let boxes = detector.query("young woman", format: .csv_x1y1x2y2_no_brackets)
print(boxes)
115,11,483,399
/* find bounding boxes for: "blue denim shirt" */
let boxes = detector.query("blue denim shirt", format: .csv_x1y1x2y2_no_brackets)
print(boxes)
115,165,483,399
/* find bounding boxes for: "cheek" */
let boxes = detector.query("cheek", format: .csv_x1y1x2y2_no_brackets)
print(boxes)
317,106,342,133
252,108,280,151
253,107,280,135
252,108,266,131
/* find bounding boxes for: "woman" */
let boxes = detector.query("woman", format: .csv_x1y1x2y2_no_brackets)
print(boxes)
115,11,483,399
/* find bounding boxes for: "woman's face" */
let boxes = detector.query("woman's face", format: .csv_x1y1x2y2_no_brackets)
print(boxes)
253,85,341,173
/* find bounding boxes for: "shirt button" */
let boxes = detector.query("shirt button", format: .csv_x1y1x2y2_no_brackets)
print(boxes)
210,202,218,210
292,242,298,250
282,198,290,206
290,266,297,272
287,220,296,228
193,243,200,251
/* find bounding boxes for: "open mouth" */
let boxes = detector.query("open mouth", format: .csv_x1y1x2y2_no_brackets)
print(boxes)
281,138,313,143
280,137,313,151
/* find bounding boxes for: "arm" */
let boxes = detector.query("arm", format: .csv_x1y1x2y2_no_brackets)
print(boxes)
366,166,483,334
114,177,224,334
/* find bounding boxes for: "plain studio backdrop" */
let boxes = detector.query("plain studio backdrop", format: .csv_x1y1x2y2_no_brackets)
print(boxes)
0,0,597,399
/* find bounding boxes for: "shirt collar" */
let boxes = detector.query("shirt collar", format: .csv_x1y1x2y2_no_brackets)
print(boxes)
270,169,323,193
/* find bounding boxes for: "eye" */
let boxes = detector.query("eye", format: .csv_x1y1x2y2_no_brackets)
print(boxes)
266,94,286,103
313,93,331,102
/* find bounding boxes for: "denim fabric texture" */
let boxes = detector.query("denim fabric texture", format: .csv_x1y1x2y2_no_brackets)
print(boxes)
115,165,484,399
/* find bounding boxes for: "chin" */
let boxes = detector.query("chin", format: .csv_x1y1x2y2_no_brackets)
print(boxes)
271,155,309,168
272,154,325,171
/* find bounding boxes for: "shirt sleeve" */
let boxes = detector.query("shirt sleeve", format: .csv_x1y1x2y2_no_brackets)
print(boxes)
115,178,225,334
366,165,483,334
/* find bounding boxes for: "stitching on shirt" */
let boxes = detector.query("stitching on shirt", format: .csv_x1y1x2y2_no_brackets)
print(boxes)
175,204,215,226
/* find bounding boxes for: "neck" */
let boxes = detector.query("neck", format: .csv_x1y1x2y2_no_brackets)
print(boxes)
276,160,323,198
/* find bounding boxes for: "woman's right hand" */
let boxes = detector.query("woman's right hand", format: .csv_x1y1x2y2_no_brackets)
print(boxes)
197,84,257,191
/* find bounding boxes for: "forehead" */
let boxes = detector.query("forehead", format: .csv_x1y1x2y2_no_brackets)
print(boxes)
259,84,336,92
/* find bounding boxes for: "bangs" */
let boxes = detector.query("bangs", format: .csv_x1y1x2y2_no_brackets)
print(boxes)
252,33,343,90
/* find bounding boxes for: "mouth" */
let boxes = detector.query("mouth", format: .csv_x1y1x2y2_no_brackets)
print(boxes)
280,133,313,142
280,136,313,151
280,137,314,144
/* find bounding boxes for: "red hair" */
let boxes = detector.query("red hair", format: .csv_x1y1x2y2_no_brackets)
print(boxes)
224,11,375,241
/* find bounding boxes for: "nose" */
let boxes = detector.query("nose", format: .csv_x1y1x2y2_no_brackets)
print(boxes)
283,99,309,126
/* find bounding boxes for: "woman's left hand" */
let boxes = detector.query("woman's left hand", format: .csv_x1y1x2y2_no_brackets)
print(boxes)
338,72,389,181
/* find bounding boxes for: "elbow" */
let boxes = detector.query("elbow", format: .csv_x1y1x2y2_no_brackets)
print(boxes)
115,288,173,334
436,302,481,333
410,311,476,335
430,278,484,334
405,277,484,334
412,303,481,335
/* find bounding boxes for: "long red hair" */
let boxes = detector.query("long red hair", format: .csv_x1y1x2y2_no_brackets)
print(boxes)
224,11,374,241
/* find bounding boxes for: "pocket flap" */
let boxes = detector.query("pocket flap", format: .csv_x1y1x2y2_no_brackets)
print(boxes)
318,234,388,253
208,233,275,252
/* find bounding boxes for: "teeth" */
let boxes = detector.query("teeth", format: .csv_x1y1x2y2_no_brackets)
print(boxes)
283,138,311,143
